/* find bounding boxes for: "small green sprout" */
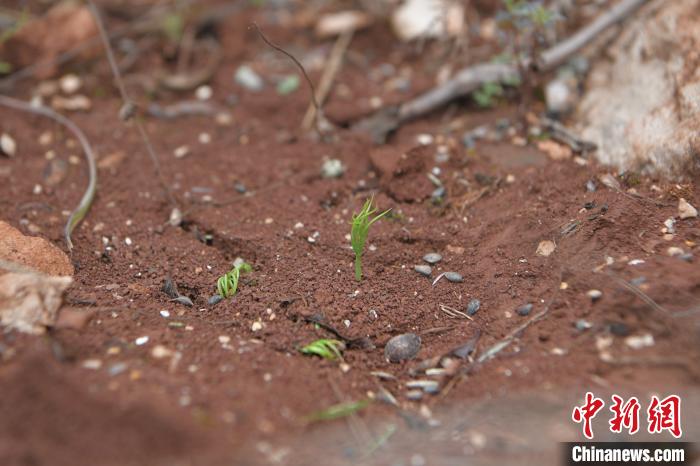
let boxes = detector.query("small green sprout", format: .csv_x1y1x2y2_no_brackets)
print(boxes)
217,261,252,298
350,197,391,281
300,339,345,360
304,399,370,423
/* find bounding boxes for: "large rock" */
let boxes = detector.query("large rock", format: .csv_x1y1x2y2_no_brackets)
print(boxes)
0,272,73,334
0,221,73,276
576,0,700,178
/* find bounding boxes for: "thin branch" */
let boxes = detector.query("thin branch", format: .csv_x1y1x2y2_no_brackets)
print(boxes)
302,30,353,131
353,0,649,142
251,22,324,134
87,0,177,208
0,95,97,251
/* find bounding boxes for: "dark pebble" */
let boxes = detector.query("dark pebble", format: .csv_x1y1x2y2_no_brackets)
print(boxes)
414,265,432,277
466,299,481,316
423,253,442,264
679,253,693,262
385,333,421,363
173,295,193,307
608,322,630,336
517,303,533,316
234,182,247,194
161,277,179,299
444,272,463,283
575,319,593,331
208,294,223,306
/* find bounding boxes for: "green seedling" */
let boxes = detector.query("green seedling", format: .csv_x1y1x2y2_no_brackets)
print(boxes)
304,399,370,423
217,261,252,298
350,197,391,281
300,339,345,360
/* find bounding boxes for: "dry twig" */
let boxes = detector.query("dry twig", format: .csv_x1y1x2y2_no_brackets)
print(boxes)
0,95,96,251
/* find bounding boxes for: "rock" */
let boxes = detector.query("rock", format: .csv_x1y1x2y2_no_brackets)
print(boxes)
625,333,655,350
586,289,603,302
0,133,17,157
59,73,82,94
195,85,212,101
431,186,446,203
663,218,676,234
320,159,345,178
385,333,421,363
545,77,576,116
667,247,684,257
0,272,72,334
276,75,299,95
234,65,263,91
0,3,98,79
406,389,423,401
608,322,630,336
0,221,73,276
444,272,463,283
423,253,442,264
414,265,432,277
466,299,480,316
391,0,464,42
537,140,572,161
516,303,533,316
208,294,223,306
575,319,593,331
405,380,439,393
679,252,693,262
678,198,697,219
585,180,596,192
315,10,373,38
173,295,193,307
536,240,556,257
51,94,91,112
576,0,700,178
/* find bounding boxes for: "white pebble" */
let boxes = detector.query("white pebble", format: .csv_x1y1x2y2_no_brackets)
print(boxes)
251,321,263,332
59,74,82,94
82,359,102,370
195,85,213,101
159,310,170,318
0,133,17,156
678,198,698,219
173,145,190,158
198,132,211,144
135,336,149,346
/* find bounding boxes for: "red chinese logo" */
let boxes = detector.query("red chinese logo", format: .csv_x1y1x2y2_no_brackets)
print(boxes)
647,395,682,438
572,392,605,439
609,395,640,435
572,393,683,439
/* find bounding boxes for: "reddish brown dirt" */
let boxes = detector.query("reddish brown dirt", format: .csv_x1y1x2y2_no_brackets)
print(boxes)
1,2,699,465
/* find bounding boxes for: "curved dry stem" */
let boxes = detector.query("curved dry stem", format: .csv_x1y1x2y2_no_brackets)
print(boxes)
0,95,97,251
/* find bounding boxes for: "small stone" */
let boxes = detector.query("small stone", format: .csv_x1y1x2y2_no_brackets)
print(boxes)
198,132,211,144
173,295,193,307
173,145,190,158
82,359,102,370
444,272,463,283
587,289,603,302
663,218,676,234
169,208,183,227
516,303,532,316
320,158,345,178
406,389,423,401
667,247,684,257
466,299,480,316
678,198,697,219
423,253,442,264
575,319,593,331
585,180,597,192
208,294,223,306
414,265,432,276
431,186,446,202
405,380,439,393
159,310,170,318
234,182,247,194
276,75,299,95
234,65,264,91
251,321,263,332
625,333,654,350
608,322,630,336
0,133,17,157
135,336,149,346
51,95,91,111
536,240,556,257
195,85,212,101
679,253,693,262
151,345,173,359
59,74,82,94
416,133,433,146
385,333,421,363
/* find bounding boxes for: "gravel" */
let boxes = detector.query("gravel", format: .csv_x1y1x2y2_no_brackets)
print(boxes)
422,253,442,264
444,272,463,283
414,265,432,276
466,299,480,316
385,333,421,363
516,303,533,316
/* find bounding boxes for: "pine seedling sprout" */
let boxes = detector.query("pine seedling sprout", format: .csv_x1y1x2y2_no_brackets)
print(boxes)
300,339,345,360
217,261,252,299
350,196,391,281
